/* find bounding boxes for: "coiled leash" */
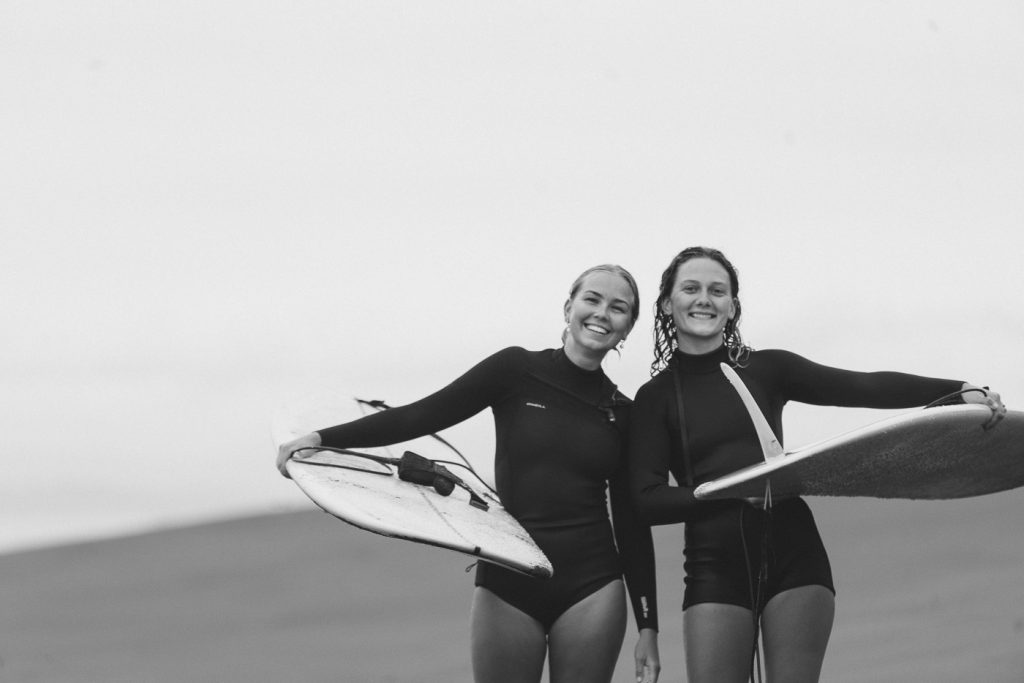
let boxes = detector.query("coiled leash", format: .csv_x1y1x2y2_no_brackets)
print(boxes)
740,481,773,683
290,396,497,511
292,446,491,510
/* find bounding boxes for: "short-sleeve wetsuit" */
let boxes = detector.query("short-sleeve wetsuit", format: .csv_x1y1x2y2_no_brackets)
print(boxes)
629,345,962,610
318,346,658,632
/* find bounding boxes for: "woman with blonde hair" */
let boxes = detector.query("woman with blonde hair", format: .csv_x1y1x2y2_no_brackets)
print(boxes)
279,264,660,683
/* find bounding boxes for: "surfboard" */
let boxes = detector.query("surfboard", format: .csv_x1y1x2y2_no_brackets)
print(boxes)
693,364,1024,501
273,392,553,578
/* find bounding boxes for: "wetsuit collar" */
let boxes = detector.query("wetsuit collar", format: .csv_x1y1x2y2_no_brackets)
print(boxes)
672,344,731,375
554,346,605,376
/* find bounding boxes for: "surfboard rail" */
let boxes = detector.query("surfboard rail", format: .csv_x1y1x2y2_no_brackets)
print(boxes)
694,366,1024,501
274,391,553,578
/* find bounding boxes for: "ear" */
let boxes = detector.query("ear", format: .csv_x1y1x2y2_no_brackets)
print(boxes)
563,299,572,323
728,298,738,320
660,297,673,317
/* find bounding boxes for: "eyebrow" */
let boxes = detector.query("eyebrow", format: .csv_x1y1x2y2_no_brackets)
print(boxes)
582,289,634,307
679,279,729,287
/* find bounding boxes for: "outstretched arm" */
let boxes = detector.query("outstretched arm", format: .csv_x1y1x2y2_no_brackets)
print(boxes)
275,347,523,478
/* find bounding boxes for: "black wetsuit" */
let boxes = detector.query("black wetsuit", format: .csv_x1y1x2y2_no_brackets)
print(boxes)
318,347,658,632
629,345,962,610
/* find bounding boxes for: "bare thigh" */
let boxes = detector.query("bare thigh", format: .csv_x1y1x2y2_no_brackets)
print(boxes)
470,587,547,683
683,602,757,683
762,585,834,683
547,579,627,683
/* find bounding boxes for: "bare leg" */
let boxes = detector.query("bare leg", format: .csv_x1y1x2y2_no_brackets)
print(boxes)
761,585,834,683
548,580,627,683
470,586,547,683
683,602,757,683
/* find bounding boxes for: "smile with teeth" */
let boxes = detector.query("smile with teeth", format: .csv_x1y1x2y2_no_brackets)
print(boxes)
584,323,610,335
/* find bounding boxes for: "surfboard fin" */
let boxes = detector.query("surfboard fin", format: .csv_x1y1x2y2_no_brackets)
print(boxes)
720,363,785,462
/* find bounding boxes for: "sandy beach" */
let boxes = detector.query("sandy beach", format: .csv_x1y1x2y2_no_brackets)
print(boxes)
3,490,1022,683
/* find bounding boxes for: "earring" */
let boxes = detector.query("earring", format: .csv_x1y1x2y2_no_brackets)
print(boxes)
617,339,626,351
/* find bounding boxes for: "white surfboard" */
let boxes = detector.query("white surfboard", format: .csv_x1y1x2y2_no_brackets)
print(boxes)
273,392,553,578
694,365,1024,501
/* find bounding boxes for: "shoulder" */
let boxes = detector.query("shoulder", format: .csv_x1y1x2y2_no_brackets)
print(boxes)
475,346,557,379
634,370,674,404
744,348,811,369
489,345,533,362
484,346,548,364
463,346,534,379
739,349,826,389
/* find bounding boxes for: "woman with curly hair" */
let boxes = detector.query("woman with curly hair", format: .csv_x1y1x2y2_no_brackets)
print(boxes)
628,246,1002,683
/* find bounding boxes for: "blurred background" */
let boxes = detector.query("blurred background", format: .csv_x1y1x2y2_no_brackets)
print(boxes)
3,0,1022,554
4,3,1024,681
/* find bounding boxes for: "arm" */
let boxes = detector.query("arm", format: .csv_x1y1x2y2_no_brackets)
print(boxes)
609,455,661,682
627,381,727,525
609,461,658,634
317,349,521,448
770,350,966,408
276,348,522,477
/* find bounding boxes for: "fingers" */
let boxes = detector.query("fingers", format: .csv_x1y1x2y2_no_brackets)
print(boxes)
984,391,1008,430
276,445,294,478
634,628,660,682
962,385,1008,430
635,661,659,683
276,433,322,478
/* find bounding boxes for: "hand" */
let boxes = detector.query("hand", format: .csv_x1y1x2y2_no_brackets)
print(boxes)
961,383,1007,429
276,432,322,478
634,627,660,683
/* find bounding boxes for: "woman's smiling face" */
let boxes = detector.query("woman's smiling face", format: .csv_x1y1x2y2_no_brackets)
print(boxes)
663,256,736,353
563,270,636,363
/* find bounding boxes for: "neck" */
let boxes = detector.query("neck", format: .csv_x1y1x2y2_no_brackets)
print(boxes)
675,334,725,356
562,340,605,371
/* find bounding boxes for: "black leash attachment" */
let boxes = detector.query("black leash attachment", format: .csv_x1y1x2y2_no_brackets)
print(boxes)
397,451,490,510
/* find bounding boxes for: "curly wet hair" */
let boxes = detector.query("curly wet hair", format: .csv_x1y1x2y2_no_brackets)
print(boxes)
651,246,750,375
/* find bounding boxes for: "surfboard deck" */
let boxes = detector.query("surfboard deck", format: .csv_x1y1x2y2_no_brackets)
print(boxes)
273,392,553,578
694,404,1024,501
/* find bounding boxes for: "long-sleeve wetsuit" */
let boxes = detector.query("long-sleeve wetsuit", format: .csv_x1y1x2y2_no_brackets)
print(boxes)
629,344,962,609
319,346,658,631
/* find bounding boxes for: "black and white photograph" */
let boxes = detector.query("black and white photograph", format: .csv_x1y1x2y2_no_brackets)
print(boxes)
4,2,1023,681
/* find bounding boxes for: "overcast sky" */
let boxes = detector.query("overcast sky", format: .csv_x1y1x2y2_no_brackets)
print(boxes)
3,1,1022,552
